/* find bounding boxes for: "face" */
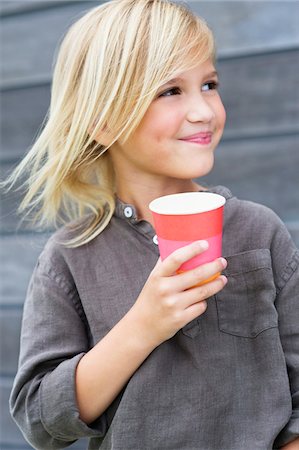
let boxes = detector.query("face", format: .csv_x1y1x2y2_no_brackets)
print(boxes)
109,59,226,185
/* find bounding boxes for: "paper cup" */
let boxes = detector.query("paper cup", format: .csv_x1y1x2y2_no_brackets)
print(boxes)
149,192,226,284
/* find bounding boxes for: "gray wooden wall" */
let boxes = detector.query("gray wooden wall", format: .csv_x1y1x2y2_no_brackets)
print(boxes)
1,1,299,449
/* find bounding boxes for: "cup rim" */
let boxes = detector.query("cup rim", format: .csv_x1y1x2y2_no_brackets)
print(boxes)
149,192,226,215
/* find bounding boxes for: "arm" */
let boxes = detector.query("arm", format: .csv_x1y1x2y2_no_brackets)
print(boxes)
9,261,107,449
274,260,299,447
10,240,226,447
281,438,299,449
271,220,299,448
76,240,227,423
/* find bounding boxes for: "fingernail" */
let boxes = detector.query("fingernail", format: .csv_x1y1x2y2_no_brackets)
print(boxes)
220,275,228,285
219,257,227,269
198,240,209,250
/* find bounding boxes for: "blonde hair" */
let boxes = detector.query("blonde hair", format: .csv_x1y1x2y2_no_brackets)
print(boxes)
4,0,215,246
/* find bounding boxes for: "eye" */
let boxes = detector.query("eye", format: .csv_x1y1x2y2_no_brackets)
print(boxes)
202,81,219,92
158,87,181,97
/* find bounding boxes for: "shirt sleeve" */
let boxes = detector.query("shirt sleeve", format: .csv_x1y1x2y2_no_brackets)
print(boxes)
272,221,299,448
9,255,108,449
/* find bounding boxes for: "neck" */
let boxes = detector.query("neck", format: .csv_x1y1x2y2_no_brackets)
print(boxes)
115,177,204,226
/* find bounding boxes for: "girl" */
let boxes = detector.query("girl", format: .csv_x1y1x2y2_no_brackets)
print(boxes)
6,1,299,449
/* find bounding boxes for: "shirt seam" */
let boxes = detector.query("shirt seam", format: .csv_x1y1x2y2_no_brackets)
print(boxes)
276,249,299,294
40,266,90,333
124,220,160,257
224,266,272,277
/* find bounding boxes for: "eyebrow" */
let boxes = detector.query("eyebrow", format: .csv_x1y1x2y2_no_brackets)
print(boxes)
164,71,219,86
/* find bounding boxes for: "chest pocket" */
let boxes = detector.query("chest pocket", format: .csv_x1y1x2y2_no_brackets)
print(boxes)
215,249,278,338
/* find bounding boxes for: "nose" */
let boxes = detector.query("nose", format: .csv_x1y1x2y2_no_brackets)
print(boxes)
186,95,215,123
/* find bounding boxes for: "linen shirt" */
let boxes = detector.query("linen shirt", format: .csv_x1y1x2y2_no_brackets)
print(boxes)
10,186,299,450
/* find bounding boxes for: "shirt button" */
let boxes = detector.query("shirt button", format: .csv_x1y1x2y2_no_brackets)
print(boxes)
124,206,133,218
152,235,158,245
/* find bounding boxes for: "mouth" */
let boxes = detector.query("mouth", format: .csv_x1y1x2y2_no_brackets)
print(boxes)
179,132,212,145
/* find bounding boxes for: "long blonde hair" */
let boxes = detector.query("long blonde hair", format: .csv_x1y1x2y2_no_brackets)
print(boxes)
4,0,215,246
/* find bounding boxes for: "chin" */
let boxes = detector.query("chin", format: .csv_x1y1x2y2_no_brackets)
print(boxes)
176,168,213,181
190,157,214,179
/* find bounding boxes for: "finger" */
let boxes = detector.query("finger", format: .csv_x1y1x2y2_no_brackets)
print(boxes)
157,240,209,277
181,300,208,326
172,257,227,291
180,275,228,310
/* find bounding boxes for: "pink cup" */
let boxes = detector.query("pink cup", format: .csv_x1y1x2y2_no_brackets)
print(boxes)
149,192,226,284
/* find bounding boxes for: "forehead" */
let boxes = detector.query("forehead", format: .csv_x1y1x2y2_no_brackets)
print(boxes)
163,61,218,85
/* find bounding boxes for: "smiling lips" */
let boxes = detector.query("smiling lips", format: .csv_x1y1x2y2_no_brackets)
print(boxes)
179,132,212,145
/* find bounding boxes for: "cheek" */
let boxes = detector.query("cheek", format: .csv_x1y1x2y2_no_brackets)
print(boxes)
220,105,226,127
142,107,184,141
216,99,226,129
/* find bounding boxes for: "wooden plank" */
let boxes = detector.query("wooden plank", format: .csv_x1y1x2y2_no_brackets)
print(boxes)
0,1,54,15
0,84,51,162
202,133,299,227
1,49,298,164
0,233,50,305
192,1,299,56
0,2,98,85
0,161,46,233
1,1,299,84
217,50,299,138
0,1,85,17
0,310,22,376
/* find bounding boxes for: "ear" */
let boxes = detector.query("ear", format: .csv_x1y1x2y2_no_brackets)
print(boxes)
89,123,115,147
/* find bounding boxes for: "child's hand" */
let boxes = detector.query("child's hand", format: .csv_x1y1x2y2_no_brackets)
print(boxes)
280,438,299,450
130,240,227,348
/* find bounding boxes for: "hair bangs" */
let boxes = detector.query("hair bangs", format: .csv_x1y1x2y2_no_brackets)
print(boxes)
112,2,216,143
152,6,215,90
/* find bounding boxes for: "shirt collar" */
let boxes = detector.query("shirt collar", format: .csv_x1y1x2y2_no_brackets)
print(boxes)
113,185,233,222
114,197,138,222
114,196,157,243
